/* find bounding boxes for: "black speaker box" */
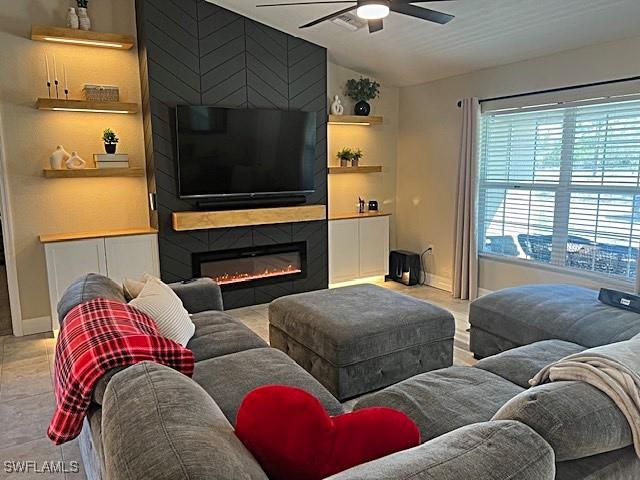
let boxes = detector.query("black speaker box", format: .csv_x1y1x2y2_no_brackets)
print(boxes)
387,250,421,286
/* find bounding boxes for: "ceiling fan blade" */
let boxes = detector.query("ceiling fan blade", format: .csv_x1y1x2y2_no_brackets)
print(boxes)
300,5,356,28
390,3,454,24
257,1,353,7
368,19,384,33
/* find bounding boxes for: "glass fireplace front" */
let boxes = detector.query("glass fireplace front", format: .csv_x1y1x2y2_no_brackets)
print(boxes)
192,242,307,290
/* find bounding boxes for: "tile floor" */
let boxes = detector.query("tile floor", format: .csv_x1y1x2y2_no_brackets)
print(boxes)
0,281,473,479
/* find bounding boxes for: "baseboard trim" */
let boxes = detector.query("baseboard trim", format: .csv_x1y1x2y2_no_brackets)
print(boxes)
22,316,52,336
478,288,493,297
423,274,452,292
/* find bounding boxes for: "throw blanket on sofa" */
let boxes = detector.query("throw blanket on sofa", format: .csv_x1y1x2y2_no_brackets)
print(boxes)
530,337,640,457
48,298,195,445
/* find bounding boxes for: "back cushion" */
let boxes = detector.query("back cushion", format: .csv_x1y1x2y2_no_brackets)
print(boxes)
493,381,632,461
57,273,126,324
102,362,268,480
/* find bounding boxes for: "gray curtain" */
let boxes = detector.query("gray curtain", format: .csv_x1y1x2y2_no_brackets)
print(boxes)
453,98,480,300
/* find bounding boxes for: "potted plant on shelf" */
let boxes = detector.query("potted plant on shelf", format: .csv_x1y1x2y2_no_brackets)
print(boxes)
351,148,363,167
345,77,380,116
337,147,354,167
102,128,119,154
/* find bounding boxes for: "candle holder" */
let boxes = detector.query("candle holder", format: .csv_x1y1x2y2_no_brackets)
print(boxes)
54,79,60,99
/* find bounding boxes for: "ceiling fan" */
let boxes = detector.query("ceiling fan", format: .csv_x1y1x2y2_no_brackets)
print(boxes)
255,0,455,33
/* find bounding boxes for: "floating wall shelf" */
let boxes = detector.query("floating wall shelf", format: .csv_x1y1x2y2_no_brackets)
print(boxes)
36,98,138,114
173,205,327,231
43,167,144,178
31,25,134,50
328,166,383,174
328,115,383,126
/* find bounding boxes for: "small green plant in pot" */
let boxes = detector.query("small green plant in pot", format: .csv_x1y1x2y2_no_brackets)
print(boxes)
102,128,119,154
345,77,380,116
351,148,363,167
337,147,354,167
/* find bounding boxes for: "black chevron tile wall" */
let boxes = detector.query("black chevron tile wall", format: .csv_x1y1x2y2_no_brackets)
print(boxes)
136,0,328,307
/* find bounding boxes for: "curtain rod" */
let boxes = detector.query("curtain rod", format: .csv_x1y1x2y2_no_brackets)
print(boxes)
456,75,640,108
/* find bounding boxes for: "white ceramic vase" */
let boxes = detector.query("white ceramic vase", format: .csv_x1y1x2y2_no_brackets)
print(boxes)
67,8,79,29
66,152,87,170
49,145,70,170
77,7,91,31
330,95,344,115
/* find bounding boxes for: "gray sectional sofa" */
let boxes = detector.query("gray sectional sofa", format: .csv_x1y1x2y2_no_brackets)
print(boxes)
61,275,640,479
64,274,554,480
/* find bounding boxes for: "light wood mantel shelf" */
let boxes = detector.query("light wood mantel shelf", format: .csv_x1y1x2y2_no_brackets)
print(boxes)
40,227,157,244
328,115,383,126
36,98,139,114
172,205,327,231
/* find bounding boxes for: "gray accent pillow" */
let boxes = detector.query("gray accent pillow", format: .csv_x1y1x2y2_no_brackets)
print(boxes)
494,380,633,461
102,361,268,480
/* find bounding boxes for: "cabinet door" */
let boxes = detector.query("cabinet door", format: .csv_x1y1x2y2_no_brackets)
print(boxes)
358,216,390,277
45,238,107,329
105,234,160,285
328,219,360,284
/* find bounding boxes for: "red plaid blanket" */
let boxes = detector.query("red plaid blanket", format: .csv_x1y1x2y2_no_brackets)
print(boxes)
48,298,194,445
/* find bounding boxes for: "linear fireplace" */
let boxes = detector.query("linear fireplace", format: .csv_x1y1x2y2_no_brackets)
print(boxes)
193,242,307,290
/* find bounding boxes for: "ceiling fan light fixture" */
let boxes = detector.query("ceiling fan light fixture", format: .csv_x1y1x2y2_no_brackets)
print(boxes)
356,0,390,20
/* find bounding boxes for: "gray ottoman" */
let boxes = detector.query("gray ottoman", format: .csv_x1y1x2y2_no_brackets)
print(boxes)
269,284,455,401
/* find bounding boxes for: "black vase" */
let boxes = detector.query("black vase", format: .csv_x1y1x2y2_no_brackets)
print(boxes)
105,143,117,154
354,100,371,116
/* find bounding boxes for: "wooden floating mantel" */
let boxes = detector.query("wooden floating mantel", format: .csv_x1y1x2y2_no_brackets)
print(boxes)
31,25,134,50
172,205,327,231
36,98,138,114
328,166,383,174
328,115,383,126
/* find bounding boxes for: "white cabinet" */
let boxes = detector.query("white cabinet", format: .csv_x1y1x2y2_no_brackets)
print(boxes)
359,217,390,277
44,233,159,329
329,215,389,284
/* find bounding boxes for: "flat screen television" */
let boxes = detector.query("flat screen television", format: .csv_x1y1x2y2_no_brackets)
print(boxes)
175,105,316,199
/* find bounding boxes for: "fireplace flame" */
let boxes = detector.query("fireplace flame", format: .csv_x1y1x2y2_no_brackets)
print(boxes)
213,265,301,285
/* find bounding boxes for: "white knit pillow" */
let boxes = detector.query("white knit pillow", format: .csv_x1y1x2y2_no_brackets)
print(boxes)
129,276,195,346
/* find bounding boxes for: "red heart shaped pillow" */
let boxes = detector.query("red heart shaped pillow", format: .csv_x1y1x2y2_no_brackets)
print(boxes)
235,385,420,480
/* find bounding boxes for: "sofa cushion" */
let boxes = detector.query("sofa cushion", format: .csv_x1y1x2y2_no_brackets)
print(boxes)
475,340,586,388
169,278,224,314
470,284,640,348
193,348,344,424
57,273,126,323
555,446,640,480
326,421,555,480
354,366,524,441
102,361,268,480
187,311,268,362
494,380,633,461
269,284,455,367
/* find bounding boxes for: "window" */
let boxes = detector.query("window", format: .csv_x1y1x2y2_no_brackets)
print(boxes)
478,98,640,281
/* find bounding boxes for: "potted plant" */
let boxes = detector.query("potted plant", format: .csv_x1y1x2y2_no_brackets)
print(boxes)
337,147,354,167
345,77,380,116
351,148,363,167
102,128,119,154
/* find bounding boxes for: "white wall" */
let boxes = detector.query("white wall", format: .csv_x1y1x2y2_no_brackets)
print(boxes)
395,36,640,292
0,1,149,333
327,63,400,247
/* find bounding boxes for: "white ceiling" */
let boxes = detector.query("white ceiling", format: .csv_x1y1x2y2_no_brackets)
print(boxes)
208,0,640,87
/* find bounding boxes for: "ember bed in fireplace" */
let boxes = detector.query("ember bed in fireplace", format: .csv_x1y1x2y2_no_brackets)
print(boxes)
193,242,307,290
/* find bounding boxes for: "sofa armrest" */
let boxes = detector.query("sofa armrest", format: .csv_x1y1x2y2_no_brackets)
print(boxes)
169,278,224,313
326,421,555,480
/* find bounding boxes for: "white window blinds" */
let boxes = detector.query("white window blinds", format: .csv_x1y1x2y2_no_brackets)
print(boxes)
478,98,640,281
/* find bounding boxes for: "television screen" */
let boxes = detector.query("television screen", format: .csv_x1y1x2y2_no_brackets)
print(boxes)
175,106,316,199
